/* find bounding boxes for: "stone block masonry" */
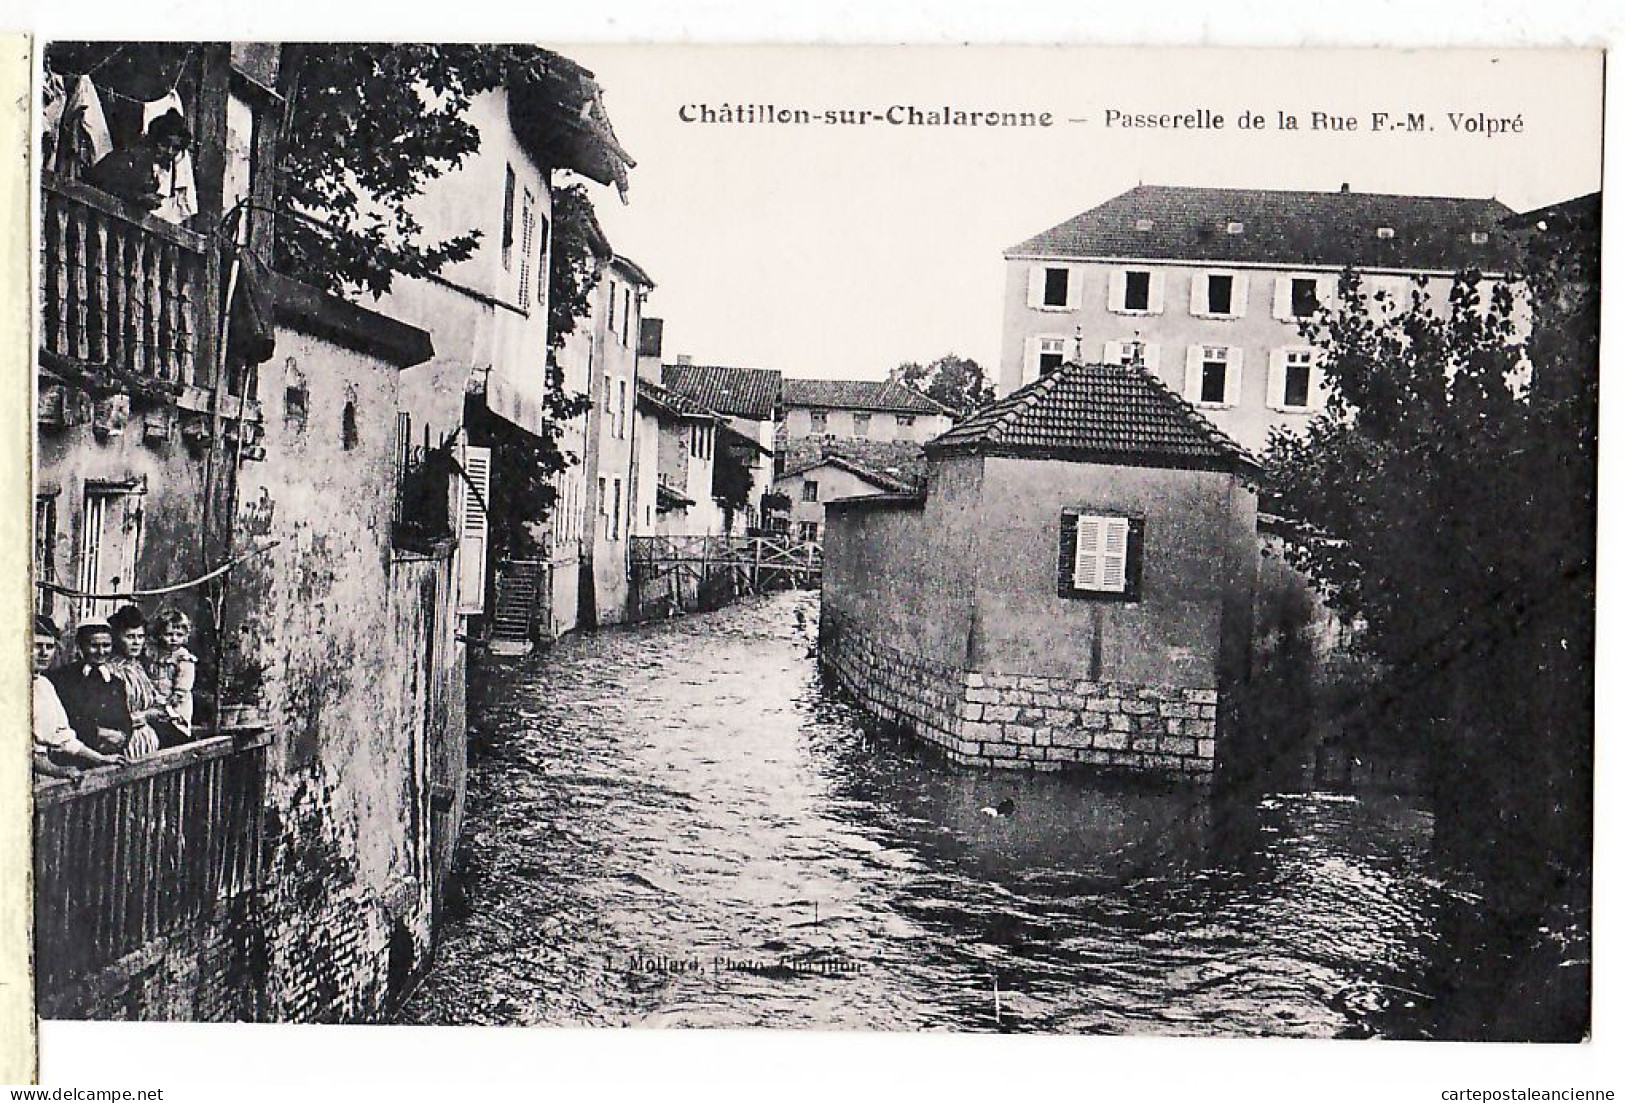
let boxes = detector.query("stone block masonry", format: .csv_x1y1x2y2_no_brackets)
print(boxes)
821,610,1215,777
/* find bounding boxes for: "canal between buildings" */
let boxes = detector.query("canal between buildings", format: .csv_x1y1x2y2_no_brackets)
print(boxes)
397,590,1557,1037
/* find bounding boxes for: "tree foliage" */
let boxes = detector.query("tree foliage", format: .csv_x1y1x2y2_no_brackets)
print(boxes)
1262,220,1597,884
895,354,997,416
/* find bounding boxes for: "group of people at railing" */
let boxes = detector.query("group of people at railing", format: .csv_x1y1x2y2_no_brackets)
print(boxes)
32,604,198,783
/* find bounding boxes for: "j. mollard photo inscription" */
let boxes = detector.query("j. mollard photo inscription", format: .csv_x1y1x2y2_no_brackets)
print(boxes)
28,41,1597,1038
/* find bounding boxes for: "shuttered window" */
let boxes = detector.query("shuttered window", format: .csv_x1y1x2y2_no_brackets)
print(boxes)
1057,511,1143,601
518,189,537,308
78,482,145,621
457,446,491,615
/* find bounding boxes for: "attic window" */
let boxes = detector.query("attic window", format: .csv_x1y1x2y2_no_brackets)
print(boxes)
1226,221,1244,235
1470,230,1490,244
1134,218,1154,231
1376,226,1396,240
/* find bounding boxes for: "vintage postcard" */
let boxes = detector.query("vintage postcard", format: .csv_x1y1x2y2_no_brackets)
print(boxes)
9,36,1606,1085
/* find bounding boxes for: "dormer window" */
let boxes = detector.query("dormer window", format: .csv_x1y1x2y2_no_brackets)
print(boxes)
1376,226,1396,240
1470,230,1490,245
1134,218,1154,231
1225,221,1244,235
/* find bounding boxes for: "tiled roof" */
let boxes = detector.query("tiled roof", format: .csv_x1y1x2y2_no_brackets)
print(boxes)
782,377,953,415
637,377,714,420
780,453,919,495
661,363,782,421
926,361,1255,472
775,433,929,489
1008,185,1517,272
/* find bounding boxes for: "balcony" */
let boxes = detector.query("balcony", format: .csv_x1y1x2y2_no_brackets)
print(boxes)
40,171,212,393
33,729,269,998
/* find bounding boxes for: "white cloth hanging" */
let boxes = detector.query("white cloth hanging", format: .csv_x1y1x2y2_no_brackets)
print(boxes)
140,91,199,224
53,75,113,180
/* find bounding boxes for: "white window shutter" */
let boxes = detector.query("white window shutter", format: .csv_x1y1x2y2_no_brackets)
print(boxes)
1232,273,1250,318
1104,340,1122,365
1148,271,1166,314
1273,276,1292,321
1073,516,1102,589
1027,266,1045,308
1065,267,1084,310
1223,347,1245,407
1267,348,1288,411
1023,337,1040,385
1310,363,1330,411
1101,518,1129,593
1319,273,1338,311
1184,345,1204,400
458,445,492,615
1108,269,1126,313
1189,272,1205,316
1143,343,1161,372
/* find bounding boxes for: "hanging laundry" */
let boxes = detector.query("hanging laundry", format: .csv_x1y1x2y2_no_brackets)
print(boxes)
140,92,199,225
52,75,113,180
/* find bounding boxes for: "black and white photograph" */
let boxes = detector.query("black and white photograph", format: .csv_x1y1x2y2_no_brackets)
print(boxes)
10,29,1609,1088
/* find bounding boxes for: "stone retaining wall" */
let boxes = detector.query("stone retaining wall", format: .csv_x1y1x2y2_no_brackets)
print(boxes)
821,610,1216,776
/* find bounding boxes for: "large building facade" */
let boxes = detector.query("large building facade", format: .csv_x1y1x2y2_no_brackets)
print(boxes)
999,184,1516,451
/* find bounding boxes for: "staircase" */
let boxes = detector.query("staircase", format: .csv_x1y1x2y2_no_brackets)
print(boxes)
491,560,546,647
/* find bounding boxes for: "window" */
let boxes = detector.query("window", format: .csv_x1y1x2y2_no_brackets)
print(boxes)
1191,271,1247,318
518,189,537,308
1106,339,1150,367
1185,345,1240,407
35,493,58,617
853,413,871,438
1376,226,1396,240
1042,267,1069,307
617,379,628,439
501,165,515,270
896,414,915,428
1270,348,1321,412
1111,268,1160,314
1028,265,1076,310
1290,277,1319,318
602,377,613,431
607,279,617,331
598,476,608,517
611,478,622,540
1206,274,1233,314
1039,337,1066,377
809,410,828,433
1123,270,1150,312
799,520,821,542
78,481,145,621
1225,221,1244,235
457,446,491,615
1470,230,1490,245
621,287,633,345
802,481,819,503
1057,511,1142,601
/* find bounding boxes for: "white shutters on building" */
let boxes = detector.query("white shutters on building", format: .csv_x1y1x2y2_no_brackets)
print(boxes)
1023,336,1040,384
1147,271,1165,314
1104,340,1122,364
1190,271,1248,317
458,445,491,615
1267,348,1289,410
1272,276,1293,321
1223,347,1244,406
1074,514,1131,593
1027,265,1045,308
1184,345,1242,406
518,190,537,309
1108,270,1126,313
78,482,145,621
1183,345,1204,401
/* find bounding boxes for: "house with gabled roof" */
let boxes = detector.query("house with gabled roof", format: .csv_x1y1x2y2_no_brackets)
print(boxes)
774,451,920,543
782,377,954,444
661,361,782,532
1001,183,1517,451
821,360,1259,779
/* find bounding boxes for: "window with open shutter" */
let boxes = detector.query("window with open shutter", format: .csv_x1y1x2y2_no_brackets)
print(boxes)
457,446,491,615
78,481,145,621
518,189,536,308
1058,511,1142,601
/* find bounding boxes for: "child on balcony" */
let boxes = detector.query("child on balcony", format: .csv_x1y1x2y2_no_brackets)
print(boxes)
145,607,197,737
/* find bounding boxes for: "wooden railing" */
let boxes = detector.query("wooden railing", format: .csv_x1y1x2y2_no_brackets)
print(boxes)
40,172,211,388
33,730,270,995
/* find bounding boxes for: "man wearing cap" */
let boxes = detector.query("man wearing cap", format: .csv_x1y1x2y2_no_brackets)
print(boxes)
33,615,124,780
46,618,158,763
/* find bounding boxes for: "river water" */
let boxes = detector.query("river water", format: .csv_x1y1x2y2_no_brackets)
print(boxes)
398,591,1581,1037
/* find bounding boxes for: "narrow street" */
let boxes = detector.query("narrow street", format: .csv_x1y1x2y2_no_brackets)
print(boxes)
399,591,1472,1035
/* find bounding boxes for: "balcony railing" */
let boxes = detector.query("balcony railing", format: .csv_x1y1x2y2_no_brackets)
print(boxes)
41,172,211,389
33,729,269,996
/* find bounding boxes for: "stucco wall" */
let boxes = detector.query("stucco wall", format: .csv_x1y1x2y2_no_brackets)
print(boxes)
998,258,1472,452
784,406,952,443
972,457,1249,688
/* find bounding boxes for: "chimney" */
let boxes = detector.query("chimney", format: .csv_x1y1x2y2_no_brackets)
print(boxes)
1340,182,1351,194
675,354,693,366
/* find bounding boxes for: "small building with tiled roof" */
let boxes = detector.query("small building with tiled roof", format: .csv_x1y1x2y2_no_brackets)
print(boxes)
820,359,1259,781
659,361,783,535
773,451,921,543
781,377,956,445
1000,183,1519,452
633,377,727,538
661,362,782,422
